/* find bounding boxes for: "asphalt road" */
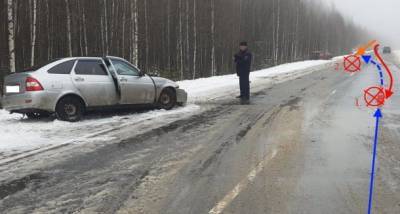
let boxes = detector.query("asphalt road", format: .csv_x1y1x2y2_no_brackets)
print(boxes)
0,56,399,214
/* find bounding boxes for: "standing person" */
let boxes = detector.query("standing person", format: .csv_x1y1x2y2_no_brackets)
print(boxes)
234,41,252,104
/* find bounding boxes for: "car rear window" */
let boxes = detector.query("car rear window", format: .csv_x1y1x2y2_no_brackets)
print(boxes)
48,60,76,74
75,60,108,76
18,58,61,73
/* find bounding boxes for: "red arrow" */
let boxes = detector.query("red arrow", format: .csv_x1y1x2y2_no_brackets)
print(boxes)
374,44,394,98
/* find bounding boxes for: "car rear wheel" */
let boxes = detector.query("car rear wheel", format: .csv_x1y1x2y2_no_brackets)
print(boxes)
56,96,84,122
158,88,177,110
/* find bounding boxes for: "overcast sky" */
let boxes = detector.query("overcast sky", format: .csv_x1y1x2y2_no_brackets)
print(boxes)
325,0,400,48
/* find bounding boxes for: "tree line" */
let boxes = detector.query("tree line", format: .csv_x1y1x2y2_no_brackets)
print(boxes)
1,0,367,81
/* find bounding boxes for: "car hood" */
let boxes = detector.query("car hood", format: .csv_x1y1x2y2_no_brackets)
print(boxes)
150,76,179,88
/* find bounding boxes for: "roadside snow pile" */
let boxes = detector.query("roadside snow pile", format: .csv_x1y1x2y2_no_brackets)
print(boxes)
0,59,331,152
393,50,400,62
179,60,330,101
250,60,330,78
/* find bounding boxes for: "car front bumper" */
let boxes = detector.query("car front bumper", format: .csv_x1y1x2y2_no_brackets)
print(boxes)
176,88,188,104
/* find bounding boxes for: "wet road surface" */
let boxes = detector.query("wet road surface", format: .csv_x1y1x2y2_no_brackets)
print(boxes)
0,57,400,214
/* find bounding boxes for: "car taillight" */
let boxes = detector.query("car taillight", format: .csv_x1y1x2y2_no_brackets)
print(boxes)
26,77,44,91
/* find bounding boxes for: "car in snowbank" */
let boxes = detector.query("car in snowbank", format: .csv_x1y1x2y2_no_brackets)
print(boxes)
1,56,187,122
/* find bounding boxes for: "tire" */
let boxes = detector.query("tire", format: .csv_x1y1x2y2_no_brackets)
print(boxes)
56,96,84,122
158,88,177,110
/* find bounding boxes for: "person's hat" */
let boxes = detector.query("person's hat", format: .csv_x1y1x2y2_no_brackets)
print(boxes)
240,41,248,46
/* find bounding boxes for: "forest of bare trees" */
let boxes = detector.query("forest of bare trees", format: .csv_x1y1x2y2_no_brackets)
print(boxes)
0,0,367,81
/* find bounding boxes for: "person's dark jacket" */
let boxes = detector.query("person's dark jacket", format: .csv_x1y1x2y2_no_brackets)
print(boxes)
234,50,252,76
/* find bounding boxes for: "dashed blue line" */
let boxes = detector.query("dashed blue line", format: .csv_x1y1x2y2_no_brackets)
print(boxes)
371,60,384,86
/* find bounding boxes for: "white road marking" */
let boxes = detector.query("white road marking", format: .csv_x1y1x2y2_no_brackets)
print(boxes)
209,149,278,214
331,90,337,95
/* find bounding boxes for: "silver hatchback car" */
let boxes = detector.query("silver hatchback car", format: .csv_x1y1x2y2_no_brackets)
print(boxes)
1,56,187,121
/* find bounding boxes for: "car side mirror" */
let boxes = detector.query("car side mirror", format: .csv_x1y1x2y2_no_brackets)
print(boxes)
147,71,160,77
139,71,145,76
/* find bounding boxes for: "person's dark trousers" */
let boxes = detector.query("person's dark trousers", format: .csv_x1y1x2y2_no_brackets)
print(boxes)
239,73,250,100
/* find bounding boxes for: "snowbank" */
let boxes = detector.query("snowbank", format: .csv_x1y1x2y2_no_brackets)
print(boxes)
179,60,330,101
0,60,331,152
393,50,400,63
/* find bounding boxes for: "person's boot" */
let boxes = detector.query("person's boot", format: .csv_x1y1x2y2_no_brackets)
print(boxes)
236,95,242,99
240,98,250,105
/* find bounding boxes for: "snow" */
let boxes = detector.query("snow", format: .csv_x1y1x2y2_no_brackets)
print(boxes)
0,60,331,152
179,60,330,101
0,105,200,152
393,50,400,62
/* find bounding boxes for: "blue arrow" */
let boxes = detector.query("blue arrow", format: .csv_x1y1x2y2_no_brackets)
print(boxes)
362,55,372,64
367,108,382,214
373,108,382,118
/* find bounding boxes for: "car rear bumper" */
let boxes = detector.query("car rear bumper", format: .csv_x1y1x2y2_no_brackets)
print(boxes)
1,91,54,112
176,89,188,104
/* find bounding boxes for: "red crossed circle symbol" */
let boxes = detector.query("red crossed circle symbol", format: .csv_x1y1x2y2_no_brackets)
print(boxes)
364,86,385,107
343,55,361,73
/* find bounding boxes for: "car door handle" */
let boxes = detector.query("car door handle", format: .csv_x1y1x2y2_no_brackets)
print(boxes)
120,78,128,82
74,77,85,82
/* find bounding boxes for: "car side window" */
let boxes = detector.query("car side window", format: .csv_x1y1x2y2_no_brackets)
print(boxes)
48,60,76,74
75,60,108,76
110,59,140,76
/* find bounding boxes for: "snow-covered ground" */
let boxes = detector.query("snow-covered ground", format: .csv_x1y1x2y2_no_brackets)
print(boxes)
0,60,331,154
393,50,400,62
179,60,331,101
0,105,200,152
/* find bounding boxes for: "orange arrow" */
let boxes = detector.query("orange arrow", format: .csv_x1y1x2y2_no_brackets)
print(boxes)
356,40,377,56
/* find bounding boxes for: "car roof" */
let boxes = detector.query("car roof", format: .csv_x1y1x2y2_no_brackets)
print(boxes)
106,56,129,61
50,56,130,64
52,56,123,60
61,56,130,62
32,56,138,73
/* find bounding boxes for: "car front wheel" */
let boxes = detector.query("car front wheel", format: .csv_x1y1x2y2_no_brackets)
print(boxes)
158,88,177,110
56,96,84,122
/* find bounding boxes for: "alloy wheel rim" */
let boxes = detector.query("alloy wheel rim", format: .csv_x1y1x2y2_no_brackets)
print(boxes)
64,104,77,116
161,94,171,105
